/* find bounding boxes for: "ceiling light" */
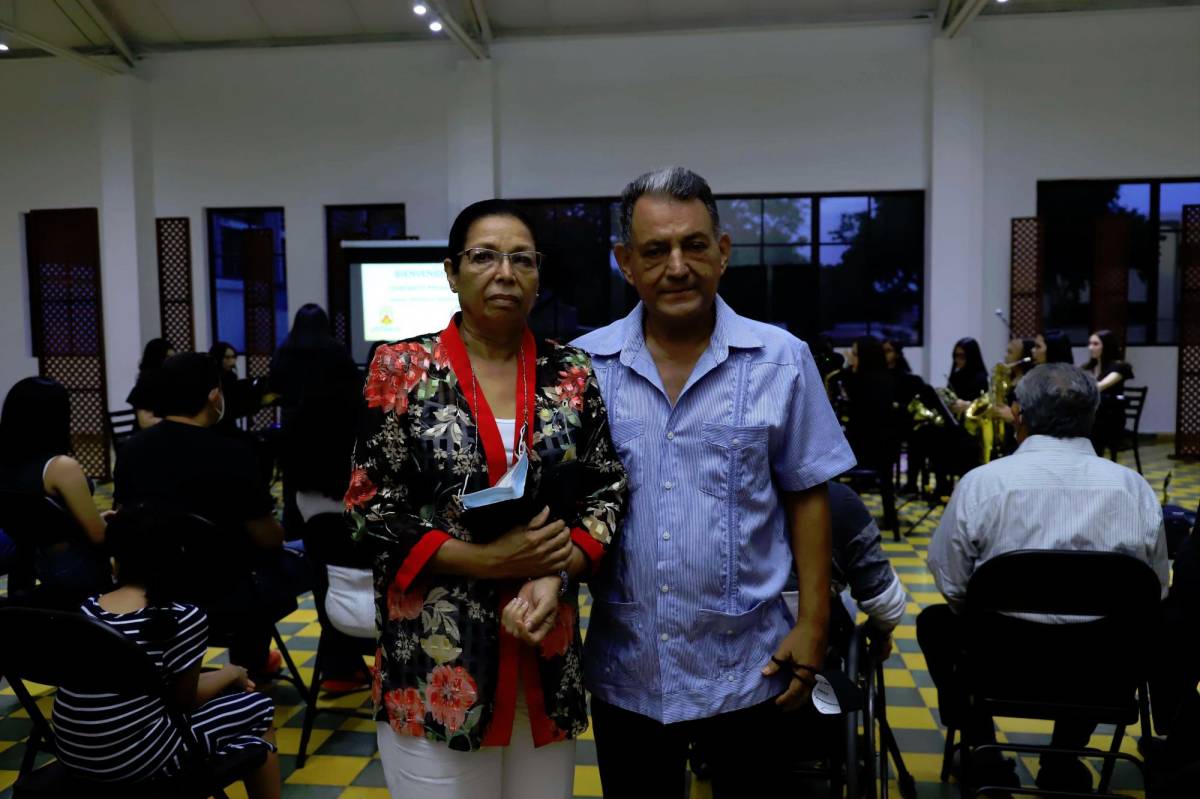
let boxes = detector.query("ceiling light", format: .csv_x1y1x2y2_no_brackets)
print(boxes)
413,3,427,14
0,43,9,53
429,20,443,32
996,0,1009,3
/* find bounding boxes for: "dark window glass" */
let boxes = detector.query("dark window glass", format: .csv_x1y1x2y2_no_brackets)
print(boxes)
1039,179,1198,345
509,190,924,346
207,209,287,352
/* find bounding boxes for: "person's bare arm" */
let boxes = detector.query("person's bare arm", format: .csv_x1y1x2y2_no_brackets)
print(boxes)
430,507,574,580
762,482,832,711
245,515,285,550
1097,371,1125,392
43,456,107,545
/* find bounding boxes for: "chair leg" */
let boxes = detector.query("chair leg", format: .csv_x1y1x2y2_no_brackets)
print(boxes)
940,726,957,782
272,625,309,696
1097,723,1124,794
296,631,328,768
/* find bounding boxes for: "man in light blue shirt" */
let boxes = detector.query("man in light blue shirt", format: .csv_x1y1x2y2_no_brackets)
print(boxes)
573,167,856,797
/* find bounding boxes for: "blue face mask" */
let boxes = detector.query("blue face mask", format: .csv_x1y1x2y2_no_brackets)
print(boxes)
460,428,529,509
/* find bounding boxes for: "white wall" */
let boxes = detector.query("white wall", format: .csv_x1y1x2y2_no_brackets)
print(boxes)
2,7,1199,433
0,60,104,392
494,23,931,197
976,7,1200,431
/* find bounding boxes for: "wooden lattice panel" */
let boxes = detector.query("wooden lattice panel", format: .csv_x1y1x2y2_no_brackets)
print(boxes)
1010,217,1043,338
25,208,111,480
156,217,195,351
1177,204,1200,458
243,229,278,431
1092,215,1130,340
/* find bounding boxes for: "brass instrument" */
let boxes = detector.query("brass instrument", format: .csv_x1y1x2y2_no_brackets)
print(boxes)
907,396,945,430
944,358,1026,464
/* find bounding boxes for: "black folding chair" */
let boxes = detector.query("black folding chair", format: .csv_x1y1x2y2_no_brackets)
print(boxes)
0,489,108,609
106,409,139,464
295,512,375,767
1117,386,1148,475
951,550,1160,798
170,512,309,698
0,606,266,798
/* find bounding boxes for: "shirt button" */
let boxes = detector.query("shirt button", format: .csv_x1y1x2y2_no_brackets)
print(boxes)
731,438,740,446
727,675,735,683
662,531,671,541
663,481,673,490
660,633,669,642
660,584,670,593
666,431,675,440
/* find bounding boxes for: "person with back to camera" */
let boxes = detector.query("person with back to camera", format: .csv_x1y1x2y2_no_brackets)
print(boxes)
345,199,627,799
0,376,112,602
51,504,281,799
127,338,175,430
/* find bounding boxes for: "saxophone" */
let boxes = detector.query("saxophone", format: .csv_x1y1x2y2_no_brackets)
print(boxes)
952,359,1024,464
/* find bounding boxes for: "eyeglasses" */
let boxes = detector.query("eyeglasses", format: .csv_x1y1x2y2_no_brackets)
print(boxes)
457,248,544,272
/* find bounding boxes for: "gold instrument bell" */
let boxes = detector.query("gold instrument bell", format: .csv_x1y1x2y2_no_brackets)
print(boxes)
961,361,1018,464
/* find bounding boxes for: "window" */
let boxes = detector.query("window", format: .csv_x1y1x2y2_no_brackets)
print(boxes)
206,208,288,353
509,191,924,345
1039,179,1200,345
326,204,408,346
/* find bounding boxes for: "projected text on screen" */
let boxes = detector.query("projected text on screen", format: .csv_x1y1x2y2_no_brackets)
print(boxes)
360,262,460,342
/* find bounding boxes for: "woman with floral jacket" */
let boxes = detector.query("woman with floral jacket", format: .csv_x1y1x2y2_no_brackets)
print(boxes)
345,200,627,799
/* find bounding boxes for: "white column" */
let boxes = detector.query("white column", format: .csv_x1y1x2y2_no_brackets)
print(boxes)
99,75,156,410
446,59,497,226
927,36,986,385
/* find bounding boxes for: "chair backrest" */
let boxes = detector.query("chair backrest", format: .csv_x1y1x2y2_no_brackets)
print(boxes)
0,489,80,549
965,549,1161,618
1121,385,1148,429
162,510,253,603
0,606,164,695
107,409,139,447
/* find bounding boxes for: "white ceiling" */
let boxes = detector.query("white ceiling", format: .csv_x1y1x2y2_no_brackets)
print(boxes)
0,0,1196,56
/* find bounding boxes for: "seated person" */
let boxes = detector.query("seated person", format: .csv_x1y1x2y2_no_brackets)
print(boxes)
52,506,280,799
127,338,175,430
0,376,111,602
920,364,1168,793
786,481,907,656
114,353,290,679
208,341,263,435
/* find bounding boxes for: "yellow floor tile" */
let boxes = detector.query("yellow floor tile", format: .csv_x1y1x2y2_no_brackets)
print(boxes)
882,668,915,688
995,717,1054,734
0,771,17,792
294,622,324,637
890,557,925,567
905,602,921,615
899,572,935,584
910,592,943,606
285,755,368,786
573,765,603,797
340,717,379,733
918,687,939,708
223,782,249,799
886,706,938,730
283,609,319,624
275,727,334,755
578,723,594,741
893,624,916,640
900,652,927,671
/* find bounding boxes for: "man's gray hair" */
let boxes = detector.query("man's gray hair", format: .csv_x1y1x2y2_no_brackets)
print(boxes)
618,166,721,246
1013,363,1100,439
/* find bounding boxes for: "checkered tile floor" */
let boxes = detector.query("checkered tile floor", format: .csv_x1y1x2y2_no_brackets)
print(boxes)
1,441,1195,798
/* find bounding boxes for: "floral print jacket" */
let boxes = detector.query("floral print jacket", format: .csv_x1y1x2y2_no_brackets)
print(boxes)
345,316,627,752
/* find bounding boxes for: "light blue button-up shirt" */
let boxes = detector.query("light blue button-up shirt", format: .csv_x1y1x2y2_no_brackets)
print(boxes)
572,297,856,724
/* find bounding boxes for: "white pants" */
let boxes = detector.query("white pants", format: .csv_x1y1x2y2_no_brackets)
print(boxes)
325,565,376,639
376,687,575,799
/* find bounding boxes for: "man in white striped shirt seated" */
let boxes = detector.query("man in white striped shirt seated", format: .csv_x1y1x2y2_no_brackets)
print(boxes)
922,363,1169,794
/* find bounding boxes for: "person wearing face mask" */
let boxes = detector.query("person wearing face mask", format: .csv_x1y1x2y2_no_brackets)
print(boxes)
114,352,289,680
345,199,627,799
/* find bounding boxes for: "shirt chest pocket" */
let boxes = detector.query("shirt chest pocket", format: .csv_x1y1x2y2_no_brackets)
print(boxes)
609,419,646,492
698,423,770,500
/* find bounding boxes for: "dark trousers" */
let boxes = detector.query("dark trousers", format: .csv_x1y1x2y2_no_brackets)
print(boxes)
591,696,801,798
916,604,1096,766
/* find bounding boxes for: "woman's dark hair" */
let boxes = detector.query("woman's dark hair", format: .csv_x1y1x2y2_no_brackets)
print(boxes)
883,338,912,374
951,337,987,380
446,199,538,273
853,336,888,375
1083,329,1124,373
1040,329,1075,365
208,341,236,365
0,377,71,466
139,338,174,373
105,504,190,641
281,304,334,351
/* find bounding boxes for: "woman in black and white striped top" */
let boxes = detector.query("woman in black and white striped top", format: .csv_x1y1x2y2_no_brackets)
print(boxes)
51,506,281,799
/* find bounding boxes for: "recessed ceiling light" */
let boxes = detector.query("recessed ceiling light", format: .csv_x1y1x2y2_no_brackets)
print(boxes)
429,20,443,32
413,4,428,15
0,43,9,53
